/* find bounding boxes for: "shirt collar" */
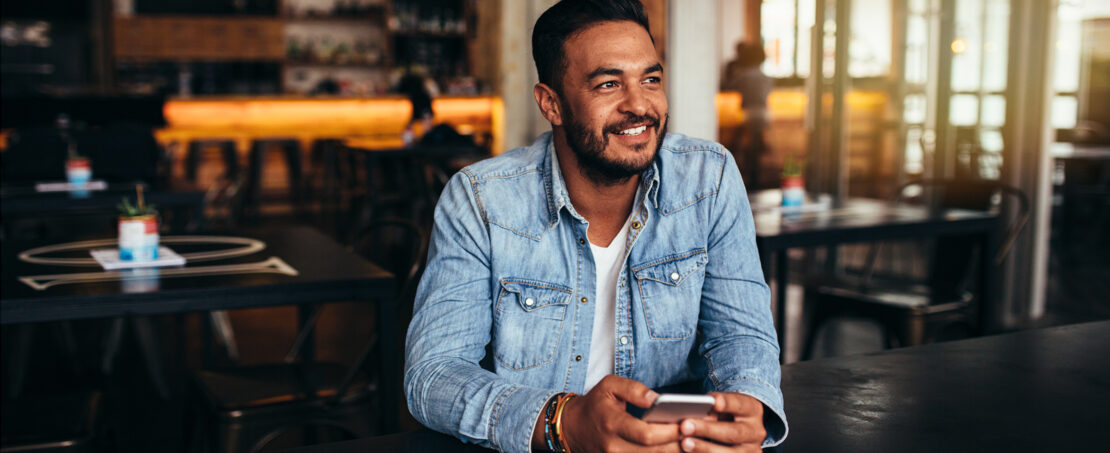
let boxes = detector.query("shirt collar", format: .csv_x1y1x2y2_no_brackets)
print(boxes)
543,132,664,227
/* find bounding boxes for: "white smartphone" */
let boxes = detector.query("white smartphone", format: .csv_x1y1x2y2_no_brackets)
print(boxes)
639,394,716,423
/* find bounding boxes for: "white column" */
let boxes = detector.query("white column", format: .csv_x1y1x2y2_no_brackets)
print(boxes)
999,0,1057,328
718,0,746,73
665,0,721,141
499,0,557,152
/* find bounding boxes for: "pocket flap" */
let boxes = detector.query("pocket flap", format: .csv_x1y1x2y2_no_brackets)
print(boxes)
499,279,572,311
632,250,709,286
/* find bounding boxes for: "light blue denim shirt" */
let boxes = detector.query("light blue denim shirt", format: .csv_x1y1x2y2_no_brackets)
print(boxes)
405,132,787,452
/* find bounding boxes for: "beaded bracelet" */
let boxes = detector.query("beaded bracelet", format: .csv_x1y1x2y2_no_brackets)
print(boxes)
542,393,564,451
552,393,578,453
541,392,578,452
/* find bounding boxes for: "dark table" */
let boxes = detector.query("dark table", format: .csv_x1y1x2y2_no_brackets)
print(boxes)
779,320,1110,452
0,225,400,430
749,193,999,361
281,321,1110,453
0,181,207,235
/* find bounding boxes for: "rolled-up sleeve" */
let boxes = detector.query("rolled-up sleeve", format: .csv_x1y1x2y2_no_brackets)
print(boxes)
696,151,788,447
404,171,556,453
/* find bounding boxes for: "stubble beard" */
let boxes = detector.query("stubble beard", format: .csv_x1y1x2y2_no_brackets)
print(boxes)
561,100,668,186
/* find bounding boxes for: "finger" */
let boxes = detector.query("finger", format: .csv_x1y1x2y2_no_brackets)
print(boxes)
710,393,763,417
600,375,658,408
615,417,682,446
680,419,766,446
681,436,761,453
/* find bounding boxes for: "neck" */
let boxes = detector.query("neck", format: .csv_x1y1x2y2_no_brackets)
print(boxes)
553,129,640,246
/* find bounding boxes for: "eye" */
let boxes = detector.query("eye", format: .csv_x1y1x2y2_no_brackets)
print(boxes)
643,76,662,85
595,80,619,90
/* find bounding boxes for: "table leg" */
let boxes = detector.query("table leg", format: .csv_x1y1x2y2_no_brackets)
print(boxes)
977,228,1000,336
4,324,35,398
298,304,315,363
377,296,400,433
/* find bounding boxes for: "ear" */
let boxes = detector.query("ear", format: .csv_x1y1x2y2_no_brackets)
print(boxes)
533,83,564,126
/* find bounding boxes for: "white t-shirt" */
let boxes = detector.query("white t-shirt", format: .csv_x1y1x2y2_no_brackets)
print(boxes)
584,215,634,392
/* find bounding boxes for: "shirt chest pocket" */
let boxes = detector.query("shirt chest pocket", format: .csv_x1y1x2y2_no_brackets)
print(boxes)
632,250,708,340
493,279,571,370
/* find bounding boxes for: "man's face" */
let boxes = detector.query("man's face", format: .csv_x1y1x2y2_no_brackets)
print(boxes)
556,21,668,183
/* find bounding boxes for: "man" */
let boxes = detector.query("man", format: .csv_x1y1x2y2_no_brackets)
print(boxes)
405,1,787,452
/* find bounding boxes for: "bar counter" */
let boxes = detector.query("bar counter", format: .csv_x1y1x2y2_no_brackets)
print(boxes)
154,95,505,154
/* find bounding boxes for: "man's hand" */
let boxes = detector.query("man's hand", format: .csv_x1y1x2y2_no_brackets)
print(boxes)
560,375,683,452
677,392,766,453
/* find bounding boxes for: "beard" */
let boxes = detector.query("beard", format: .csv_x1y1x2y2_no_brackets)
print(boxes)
561,100,667,185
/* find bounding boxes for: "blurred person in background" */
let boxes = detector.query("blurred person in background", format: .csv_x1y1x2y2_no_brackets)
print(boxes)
722,41,772,189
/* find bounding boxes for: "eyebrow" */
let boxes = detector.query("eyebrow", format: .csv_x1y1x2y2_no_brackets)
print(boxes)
585,63,664,81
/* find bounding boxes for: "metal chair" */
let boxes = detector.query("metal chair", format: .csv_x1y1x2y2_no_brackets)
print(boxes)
190,218,427,453
801,179,1030,359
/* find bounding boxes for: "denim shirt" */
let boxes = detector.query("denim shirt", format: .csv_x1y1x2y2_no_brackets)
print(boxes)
405,132,788,452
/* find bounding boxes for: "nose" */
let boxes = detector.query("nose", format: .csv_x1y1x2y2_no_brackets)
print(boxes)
618,84,650,117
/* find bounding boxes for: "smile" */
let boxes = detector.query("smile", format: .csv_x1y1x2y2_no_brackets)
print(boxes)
617,125,648,136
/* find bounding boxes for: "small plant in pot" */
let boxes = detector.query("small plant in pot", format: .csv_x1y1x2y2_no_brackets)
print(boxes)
781,154,806,207
58,114,91,186
65,153,91,187
117,185,159,261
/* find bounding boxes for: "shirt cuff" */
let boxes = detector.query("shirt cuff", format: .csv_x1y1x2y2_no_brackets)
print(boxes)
489,385,562,453
718,377,789,448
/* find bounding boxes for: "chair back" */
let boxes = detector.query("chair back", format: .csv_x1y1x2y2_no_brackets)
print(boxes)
334,218,428,404
863,179,1030,301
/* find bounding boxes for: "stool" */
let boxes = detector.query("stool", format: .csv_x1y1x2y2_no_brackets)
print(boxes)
307,138,344,205
186,139,240,184
245,138,303,218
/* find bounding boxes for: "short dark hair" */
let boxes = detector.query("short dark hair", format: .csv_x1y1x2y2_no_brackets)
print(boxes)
531,0,653,93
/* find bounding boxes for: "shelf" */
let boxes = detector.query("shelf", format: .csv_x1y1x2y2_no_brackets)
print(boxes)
282,16,386,25
284,62,389,70
391,30,467,38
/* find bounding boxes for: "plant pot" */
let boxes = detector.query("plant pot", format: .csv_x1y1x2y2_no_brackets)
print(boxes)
65,157,92,186
781,175,805,207
118,214,159,261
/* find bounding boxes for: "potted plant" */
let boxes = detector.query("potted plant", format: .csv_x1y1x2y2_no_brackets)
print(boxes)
117,185,159,261
781,154,805,207
65,155,91,186
59,114,91,187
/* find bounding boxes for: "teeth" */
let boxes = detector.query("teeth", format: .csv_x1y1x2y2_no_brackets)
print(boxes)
619,125,648,135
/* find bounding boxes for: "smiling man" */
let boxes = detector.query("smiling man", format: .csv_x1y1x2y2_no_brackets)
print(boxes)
404,1,787,452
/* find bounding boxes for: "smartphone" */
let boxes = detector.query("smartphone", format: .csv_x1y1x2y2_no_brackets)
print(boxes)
639,394,716,423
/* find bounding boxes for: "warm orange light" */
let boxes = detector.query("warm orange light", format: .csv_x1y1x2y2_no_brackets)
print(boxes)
716,90,885,127
159,95,504,153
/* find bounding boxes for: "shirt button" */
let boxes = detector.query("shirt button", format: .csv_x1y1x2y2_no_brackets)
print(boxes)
631,221,642,229
620,336,629,345
578,238,586,245
670,272,680,281
575,355,582,362
524,297,535,306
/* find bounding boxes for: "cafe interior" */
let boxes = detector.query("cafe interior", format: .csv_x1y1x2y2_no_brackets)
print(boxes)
1,0,1108,452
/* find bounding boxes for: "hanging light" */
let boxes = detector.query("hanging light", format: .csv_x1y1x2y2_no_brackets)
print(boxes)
951,38,968,54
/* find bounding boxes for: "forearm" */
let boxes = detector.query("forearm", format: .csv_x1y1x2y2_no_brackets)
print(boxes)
405,353,558,453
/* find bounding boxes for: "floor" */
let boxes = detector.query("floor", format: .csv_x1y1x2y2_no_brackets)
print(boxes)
3,186,1108,453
